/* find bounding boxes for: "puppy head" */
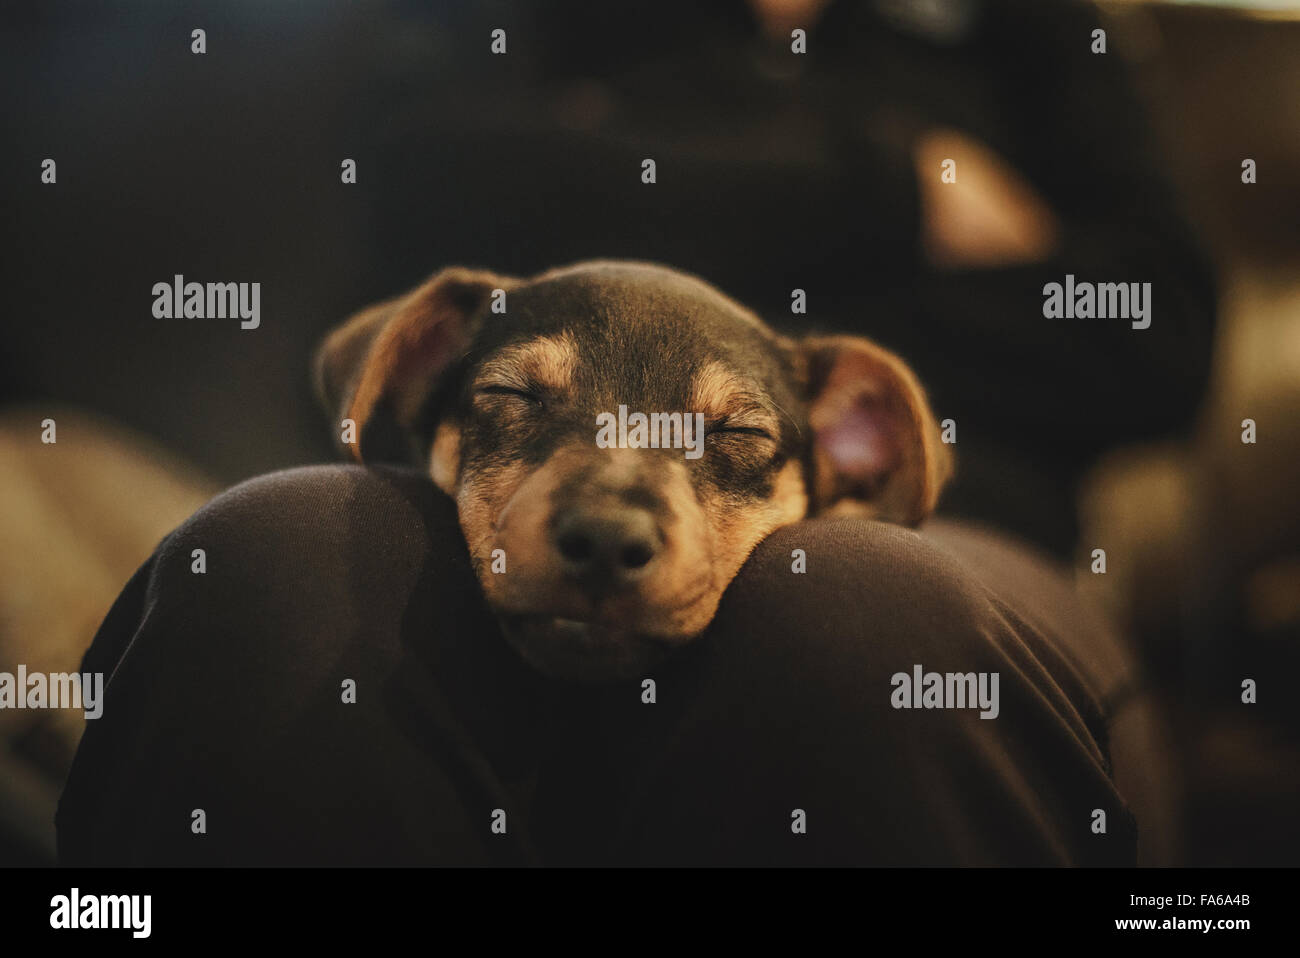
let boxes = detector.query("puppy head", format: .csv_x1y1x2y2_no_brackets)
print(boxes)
316,261,951,681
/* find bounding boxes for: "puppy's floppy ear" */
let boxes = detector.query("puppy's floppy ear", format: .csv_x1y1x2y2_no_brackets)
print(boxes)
799,335,953,525
314,267,516,463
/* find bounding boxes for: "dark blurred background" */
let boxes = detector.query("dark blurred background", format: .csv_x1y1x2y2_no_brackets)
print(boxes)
2,0,1297,865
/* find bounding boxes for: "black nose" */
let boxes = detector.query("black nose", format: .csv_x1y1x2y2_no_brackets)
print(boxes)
553,508,662,589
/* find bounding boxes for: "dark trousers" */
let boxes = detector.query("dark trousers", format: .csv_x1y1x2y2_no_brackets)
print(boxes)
57,465,1175,866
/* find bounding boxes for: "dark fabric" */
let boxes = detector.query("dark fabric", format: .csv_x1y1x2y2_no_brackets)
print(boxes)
57,465,1166,866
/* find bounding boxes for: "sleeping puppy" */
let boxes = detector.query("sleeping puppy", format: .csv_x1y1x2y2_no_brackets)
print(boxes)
315,261,952,681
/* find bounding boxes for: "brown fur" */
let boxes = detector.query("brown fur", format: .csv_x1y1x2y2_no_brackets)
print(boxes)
474,332,580,395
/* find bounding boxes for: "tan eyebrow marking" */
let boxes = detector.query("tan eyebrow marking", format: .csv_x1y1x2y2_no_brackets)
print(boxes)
473,331,579,393
689,360,781,431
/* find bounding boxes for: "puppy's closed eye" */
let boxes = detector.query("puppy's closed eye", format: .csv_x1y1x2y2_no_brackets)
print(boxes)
703,419,782,481
707,423,774,440
476,384,546,408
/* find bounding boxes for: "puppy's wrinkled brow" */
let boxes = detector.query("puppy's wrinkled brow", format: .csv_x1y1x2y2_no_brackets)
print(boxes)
474,332,579,392
690,360,781,431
